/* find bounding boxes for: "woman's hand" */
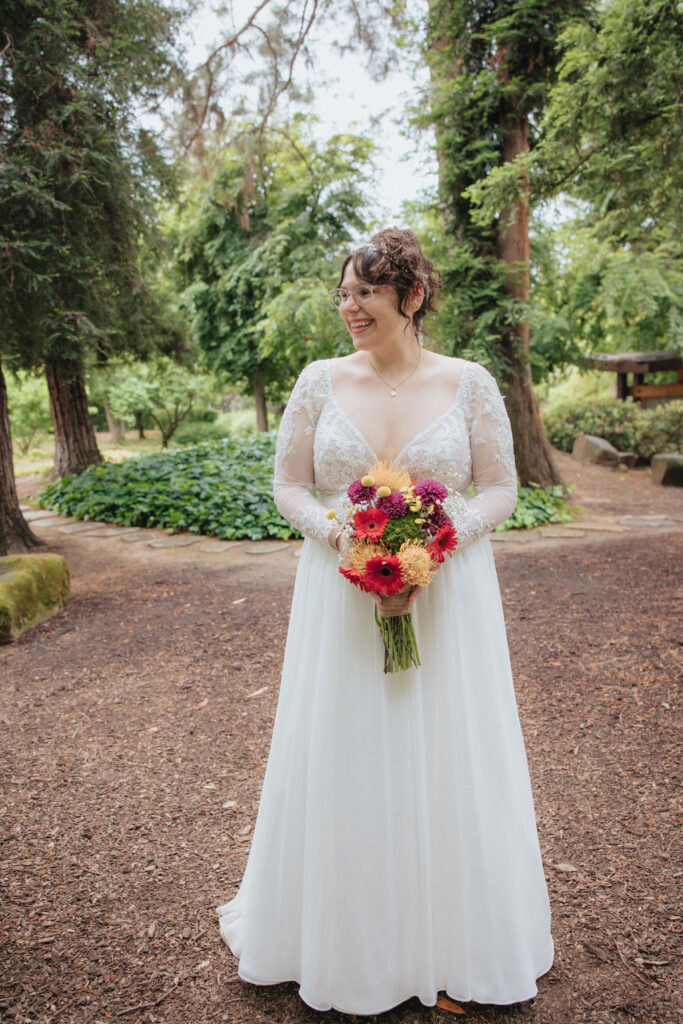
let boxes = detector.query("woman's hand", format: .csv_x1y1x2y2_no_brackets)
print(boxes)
371,584,423,609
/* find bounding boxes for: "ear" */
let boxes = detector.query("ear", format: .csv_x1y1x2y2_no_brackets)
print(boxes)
409,282,424,311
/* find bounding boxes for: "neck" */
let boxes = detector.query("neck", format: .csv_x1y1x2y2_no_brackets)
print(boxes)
364,326,420,376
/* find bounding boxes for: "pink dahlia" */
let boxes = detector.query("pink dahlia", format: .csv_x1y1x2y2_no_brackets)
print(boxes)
376,490,408,519
348,479,377,503
413,478,448,505
424,504,453,536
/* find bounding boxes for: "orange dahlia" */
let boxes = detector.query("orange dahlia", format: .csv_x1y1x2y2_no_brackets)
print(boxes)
352,507,389,542
361,554,405,596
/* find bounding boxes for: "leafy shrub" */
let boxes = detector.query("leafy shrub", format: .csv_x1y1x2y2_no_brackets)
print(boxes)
172,419,234,445
496,483,577,531
543,398,683,460
37,434,296,541
6,371,53,453
37,433,580,540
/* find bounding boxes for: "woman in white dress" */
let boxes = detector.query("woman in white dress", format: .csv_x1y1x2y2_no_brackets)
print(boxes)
216,227,554,1015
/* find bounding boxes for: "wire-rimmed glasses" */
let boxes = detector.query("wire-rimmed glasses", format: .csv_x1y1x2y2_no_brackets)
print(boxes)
329,284,377,308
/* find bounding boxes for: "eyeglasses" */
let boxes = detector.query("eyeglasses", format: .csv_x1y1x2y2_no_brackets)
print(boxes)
329,284,378,308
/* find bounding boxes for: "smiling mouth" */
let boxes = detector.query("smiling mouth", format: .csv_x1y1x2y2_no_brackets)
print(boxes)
349,319,373,331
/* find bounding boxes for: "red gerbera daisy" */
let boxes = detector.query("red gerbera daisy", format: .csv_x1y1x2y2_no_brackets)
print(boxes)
427,525,458,563
339,565,372,592
361,554,405,596
352,507,389,541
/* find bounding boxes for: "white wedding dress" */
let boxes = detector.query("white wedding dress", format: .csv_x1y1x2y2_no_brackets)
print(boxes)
216,357,554,1014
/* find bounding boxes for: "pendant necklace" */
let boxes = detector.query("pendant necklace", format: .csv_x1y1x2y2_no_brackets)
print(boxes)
368,344,421,397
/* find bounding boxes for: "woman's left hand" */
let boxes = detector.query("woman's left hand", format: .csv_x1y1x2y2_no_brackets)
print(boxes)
407,585,423,606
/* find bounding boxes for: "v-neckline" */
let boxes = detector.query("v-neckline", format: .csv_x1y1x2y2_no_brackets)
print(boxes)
325,358,471,466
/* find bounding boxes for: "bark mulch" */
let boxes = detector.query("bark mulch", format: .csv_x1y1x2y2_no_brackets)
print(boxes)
1,459,681,1024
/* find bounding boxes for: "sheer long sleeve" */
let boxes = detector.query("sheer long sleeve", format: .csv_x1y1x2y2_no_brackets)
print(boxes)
453,365,518,549
273,362,335,545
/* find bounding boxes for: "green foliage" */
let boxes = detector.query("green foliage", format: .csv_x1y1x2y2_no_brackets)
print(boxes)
496,482,576,530
381,515,424,553
174,121,374,402
37,435,298,541
0,0,184,369
4,369,52,453
543,398,683,459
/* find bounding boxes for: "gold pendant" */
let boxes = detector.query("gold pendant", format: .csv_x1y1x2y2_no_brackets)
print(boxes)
390,390,397,397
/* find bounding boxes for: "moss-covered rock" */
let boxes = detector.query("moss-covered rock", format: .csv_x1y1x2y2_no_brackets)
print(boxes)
0,553,70,644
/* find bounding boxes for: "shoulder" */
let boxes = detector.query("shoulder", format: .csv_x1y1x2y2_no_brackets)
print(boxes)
286,359,330,418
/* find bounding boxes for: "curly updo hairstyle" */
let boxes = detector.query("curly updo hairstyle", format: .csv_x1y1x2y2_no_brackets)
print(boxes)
337,227,441,340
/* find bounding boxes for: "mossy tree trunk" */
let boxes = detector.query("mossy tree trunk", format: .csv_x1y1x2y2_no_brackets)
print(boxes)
0,358,45,556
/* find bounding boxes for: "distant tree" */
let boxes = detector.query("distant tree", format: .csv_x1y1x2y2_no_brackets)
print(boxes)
176,122,373,430
0,0,183,489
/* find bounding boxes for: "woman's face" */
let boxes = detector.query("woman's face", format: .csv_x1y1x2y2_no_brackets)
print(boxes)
338,262,413,347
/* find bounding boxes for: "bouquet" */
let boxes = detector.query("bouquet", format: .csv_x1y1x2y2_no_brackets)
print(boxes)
326,460,460,674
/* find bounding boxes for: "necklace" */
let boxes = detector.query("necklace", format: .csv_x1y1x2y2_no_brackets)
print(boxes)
368,345,421,397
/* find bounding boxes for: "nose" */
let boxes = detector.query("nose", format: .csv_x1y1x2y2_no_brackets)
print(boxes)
341,292,360,311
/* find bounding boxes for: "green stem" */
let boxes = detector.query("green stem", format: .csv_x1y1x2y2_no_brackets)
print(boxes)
374,608,421,674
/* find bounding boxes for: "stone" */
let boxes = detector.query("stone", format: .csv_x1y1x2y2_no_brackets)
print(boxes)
147,534,205,548
30,515,71,527
539,528,585,538
82,527,137,537
198,540,242,553
245,542,291,555
572,433,620,467
119,533,152,543
23,509,60,522
618,515,676,528
0,553,70,643
59,521,108,534
651,453,683,487
617,451,638,468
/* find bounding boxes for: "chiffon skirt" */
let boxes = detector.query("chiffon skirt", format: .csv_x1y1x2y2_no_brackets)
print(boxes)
216,534,554,1014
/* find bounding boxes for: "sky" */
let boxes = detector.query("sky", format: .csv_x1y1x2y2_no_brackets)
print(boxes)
180,1,438,226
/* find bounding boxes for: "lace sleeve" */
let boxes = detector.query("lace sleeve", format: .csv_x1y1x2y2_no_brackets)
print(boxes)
273,362,336,546
453,364,518,548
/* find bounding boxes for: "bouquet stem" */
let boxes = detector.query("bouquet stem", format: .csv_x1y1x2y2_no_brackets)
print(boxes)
374,591,421,674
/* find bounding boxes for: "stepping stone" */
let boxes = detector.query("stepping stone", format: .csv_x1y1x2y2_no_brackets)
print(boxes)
575,523,627,533
199,540,242,553
120,533,152,543
539,528,585,538
83,527,136,537
23,509,59,522
619,515,676,528
491,532,533,543
245,542,291,555
147,534,205,548
19,504,31,511
59,521,108,533
28,515,68,527
651,453,683,486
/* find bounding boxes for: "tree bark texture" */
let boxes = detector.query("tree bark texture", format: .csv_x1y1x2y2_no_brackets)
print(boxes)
45,358,103,480
134,411,146,439
498,101,563,488
0,358,45,555
104,401,127,443
253,369,269,432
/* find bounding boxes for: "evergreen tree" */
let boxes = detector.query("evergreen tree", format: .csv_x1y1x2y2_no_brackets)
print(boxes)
424,0,590,486
0,0,183,528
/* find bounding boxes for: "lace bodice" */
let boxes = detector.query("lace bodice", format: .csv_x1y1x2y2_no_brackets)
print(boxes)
273,357,518,549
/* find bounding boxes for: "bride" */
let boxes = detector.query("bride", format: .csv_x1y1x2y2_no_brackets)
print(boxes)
216,227,554,1015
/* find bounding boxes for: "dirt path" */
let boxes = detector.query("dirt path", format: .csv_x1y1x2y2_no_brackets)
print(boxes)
1,455,681,1024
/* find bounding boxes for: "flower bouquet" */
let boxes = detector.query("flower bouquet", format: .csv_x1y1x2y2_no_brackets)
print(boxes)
326,460,459,674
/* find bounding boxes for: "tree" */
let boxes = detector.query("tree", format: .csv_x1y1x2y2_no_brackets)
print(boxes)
465,0,682,357
0,359,44,555
423,0,591,486
104,356,218,448
176,121,374,430
0,0,183,491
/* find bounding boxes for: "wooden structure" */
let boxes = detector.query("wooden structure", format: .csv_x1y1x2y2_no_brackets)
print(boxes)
582,349,683,407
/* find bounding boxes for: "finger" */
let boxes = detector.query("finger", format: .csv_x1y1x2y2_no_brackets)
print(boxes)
408,585,423,605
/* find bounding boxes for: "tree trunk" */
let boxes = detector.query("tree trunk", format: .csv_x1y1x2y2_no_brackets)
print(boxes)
45,358,103,480
134,410,146,439
497,102,563,488
0,358,45,555
104,400,127,443
253,369,269,432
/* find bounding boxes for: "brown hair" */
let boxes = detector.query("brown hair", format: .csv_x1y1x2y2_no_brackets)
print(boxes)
337,227,441,338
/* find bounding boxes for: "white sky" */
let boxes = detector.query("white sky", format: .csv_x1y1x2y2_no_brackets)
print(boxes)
180,2,438,226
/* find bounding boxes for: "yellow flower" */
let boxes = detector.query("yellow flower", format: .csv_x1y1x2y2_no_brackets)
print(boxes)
376,485,391,498
397,541,436,587
361,475,375,487
350,539,388,571
415,518,425,524
325,508,337,520
366,460,412,492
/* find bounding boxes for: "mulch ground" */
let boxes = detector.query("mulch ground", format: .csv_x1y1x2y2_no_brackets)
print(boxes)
1,455,681,1024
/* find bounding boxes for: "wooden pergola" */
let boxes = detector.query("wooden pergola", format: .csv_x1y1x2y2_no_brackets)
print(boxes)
582,349,683,407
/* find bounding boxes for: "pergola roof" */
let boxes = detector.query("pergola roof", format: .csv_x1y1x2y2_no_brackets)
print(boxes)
582,350,682,374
